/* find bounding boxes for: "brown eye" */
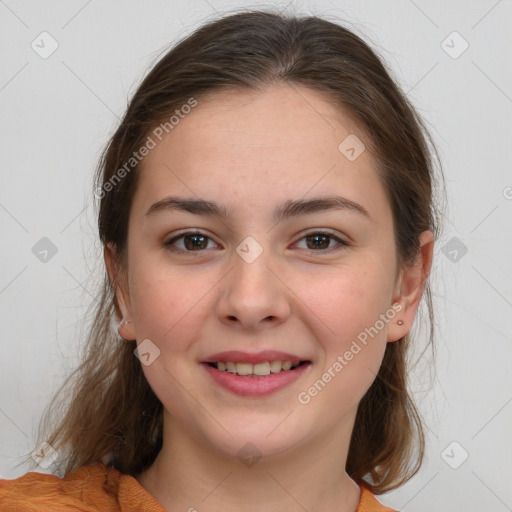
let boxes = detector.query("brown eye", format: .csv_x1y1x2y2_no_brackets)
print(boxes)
164,231,218,254
182,234,208,250
295,232,348,252
306,233,330,250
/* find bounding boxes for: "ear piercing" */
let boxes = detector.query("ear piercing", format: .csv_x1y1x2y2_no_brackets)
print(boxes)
397,320,404,326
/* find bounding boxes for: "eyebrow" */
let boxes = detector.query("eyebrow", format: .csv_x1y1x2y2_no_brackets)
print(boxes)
145,195,371,222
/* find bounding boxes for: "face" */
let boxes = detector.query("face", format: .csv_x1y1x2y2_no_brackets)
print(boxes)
112,84,415,459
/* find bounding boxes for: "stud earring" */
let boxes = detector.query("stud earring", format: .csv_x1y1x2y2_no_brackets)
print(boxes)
397,320,404,326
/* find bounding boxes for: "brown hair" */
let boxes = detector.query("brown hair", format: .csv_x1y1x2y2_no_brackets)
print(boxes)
32,8,442,494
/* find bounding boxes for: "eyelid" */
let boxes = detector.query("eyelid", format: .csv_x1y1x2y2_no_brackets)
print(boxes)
164,229,220,252
293,228,349,250
163,228,349,254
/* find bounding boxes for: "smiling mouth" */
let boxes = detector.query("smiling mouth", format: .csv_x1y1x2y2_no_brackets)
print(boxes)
205,360,310,377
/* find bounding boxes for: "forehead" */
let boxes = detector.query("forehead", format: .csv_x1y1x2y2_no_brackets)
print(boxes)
133,84,391,224
148,84,364,168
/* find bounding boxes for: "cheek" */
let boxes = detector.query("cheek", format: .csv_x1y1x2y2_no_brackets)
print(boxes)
127,265,215,421
128,260,219,349
305,259,395,343
302,260,395,401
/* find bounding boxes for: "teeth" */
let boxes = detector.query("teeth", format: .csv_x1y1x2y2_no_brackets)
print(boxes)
253,362,270,376
269,360,282,373
281,361,292,371
213,360,301,376
236,362,253,376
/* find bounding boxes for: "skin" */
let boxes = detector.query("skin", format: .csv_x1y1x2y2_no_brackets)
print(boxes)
106,83,434,512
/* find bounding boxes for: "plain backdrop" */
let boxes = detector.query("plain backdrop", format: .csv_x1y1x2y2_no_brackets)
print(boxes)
1,1,511,510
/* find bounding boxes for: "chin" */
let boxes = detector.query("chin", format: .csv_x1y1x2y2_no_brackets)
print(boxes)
194,410,314,462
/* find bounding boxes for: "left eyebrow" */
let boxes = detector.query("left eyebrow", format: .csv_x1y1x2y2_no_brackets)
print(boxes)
144,195,371,222
274,196,371,223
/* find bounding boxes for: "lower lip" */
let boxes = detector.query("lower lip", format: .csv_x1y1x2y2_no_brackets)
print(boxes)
201,362,311,397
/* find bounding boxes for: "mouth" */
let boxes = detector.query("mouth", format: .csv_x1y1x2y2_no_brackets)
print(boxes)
200,351,312,396
200,350,312,395
204,360,310,377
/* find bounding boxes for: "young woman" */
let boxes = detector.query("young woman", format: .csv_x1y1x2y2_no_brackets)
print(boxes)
0,9,441,512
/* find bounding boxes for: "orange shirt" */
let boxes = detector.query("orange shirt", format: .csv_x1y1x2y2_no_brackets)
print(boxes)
0,463,396,512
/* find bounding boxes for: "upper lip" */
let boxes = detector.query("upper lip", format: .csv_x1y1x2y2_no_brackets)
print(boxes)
202,350,309,365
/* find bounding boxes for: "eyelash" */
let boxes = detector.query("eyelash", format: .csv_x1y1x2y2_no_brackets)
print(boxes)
163,230,349,255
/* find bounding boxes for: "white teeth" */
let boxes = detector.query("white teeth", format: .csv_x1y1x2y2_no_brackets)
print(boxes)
236,362,253,376
269,360,282,373
253,362,271,376
281,361,292,371
213,360,300,376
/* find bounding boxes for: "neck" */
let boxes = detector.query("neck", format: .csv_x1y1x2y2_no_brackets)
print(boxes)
136,410,361,512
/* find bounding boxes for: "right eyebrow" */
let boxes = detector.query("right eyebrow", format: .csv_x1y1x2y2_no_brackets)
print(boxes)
145,196,230,218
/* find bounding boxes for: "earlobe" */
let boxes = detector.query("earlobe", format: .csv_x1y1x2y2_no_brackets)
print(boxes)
104,243,136,341
386,296,409,343
118,318,135,341
386,230,434,343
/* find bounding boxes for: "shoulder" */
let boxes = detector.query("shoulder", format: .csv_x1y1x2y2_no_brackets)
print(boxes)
1,467,393,512
357,485,397,512
0,462,162,512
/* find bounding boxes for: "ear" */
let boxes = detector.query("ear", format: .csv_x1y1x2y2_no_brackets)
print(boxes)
104,242,136,341
387,230,435,342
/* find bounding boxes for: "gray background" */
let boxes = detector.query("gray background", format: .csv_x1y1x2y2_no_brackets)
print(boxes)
1,1,511,510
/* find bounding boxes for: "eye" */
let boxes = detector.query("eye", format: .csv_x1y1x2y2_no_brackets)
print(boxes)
164,231,219,254
293,231,348,252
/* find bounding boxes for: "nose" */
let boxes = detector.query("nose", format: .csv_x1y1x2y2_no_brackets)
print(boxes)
215,245,291,331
